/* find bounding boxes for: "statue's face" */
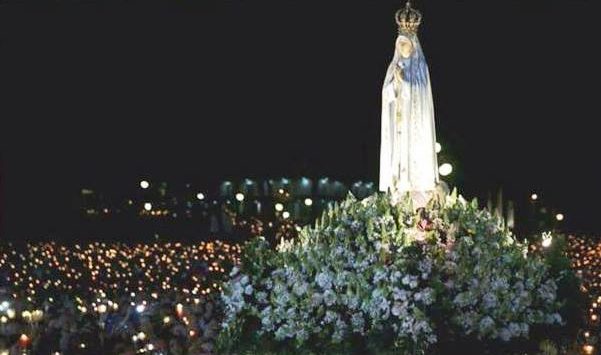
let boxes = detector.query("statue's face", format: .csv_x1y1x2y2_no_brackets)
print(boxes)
396,36,414,59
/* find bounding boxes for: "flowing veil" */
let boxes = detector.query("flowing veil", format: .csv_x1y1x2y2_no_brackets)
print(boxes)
380,33,439,194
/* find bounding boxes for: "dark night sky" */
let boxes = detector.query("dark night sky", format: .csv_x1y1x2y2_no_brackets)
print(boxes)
0,0,600,237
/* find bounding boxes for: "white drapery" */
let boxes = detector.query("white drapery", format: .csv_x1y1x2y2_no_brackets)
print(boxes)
379,33,439,195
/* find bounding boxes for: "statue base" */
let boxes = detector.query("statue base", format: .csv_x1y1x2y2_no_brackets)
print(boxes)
391,181,450,209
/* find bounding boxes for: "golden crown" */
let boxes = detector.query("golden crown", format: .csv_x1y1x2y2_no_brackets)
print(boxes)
395,1,422,34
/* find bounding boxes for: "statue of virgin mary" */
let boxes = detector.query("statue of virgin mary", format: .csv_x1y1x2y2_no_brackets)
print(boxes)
379,1,439,206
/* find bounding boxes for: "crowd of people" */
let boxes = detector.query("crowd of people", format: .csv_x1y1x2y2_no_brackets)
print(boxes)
567,235,601,354
0,241,240,354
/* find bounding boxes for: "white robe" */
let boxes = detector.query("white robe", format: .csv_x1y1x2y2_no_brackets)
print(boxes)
379,33,439,196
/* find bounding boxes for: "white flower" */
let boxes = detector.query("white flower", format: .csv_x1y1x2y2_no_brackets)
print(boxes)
392,287,409,301
491,277,508,291
482,293,497,309
508,322,521,337
415,288,434,305
316,272,332,290
274,325,291,340
391,302,404,317
390,271,402,283
323,310,338,324
478,316,494,333
351,313,365,332
373,269,388,283
310,293,323,307
332,319,347,342
323,289,336,306
499,327,512,341
293,282,308,296
256,291,268,304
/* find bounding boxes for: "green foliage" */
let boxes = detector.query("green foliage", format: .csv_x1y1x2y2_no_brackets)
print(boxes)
218,192,579,354
539,234,585,350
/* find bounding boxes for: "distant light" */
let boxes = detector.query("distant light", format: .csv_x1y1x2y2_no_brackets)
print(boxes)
556,213,564,222
278,188,285,194
80,343,86,349
282,211,290,219
542,233,552,248
542,238,553,248
439,163,453,177
6,309,15,319
140,180,150,189
531,193,538,201
196,192,205,201
144,203,152,211
97,304,107,314
435,142,442,153
175,303,184,316
583,345,594,355
275,203,284,212
304,198,313,206
235,193,245,202
135,304,146,313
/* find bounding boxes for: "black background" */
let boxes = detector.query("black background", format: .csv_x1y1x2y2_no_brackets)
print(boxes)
1,0,600,237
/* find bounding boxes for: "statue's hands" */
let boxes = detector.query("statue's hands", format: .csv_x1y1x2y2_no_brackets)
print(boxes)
393,66,403,83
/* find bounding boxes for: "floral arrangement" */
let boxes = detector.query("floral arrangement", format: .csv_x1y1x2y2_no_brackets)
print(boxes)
218,191,576,354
